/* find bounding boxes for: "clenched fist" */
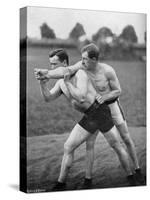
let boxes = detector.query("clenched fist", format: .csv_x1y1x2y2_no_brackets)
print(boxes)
34,68,49,80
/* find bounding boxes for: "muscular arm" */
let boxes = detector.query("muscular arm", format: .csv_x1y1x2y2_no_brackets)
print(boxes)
40,80,62,102
64,70,88,103
46,61,82,79
102,68,121,102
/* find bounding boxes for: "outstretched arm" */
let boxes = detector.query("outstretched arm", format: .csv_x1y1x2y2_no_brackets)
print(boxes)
35,61,82,80
39,80,62,102
64,70,88,103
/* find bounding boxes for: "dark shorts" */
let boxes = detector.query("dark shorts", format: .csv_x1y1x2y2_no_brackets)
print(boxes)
105,97,118,105
78,100,114,134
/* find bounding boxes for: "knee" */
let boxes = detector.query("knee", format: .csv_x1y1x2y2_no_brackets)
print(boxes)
64,142,73,154
110,140,122,152
122,134,133,146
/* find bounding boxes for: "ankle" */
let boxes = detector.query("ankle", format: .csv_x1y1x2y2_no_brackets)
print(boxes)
135,167,141,171
127,174,134,178
57,180,66,184
83,178,92,188
135,167,140,171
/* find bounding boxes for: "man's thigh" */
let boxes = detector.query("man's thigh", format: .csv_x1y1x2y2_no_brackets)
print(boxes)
86,130,99,148
103,126,121,146
109,101,125,126
65,124,92,151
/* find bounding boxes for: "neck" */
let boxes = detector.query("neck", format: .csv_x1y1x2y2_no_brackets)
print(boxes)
88,62,99,74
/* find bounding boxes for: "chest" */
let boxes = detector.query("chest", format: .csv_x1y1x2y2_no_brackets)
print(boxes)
88,73,109,92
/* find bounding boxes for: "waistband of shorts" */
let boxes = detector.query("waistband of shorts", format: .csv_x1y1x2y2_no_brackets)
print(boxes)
105,97,118,105
84,100,100,115
84,97,118,115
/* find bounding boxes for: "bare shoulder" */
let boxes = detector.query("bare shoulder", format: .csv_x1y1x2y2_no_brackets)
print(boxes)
100,63,116,79
76,69,87,76
100,62,115,73
75,69,88,80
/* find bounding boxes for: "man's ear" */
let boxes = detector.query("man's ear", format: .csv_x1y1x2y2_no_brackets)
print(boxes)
63,60,67,67
92,57,97,63
92,57,97,62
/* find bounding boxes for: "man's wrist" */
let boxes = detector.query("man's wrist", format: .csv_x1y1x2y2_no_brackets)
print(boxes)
40,80,47,86
46,70,51,79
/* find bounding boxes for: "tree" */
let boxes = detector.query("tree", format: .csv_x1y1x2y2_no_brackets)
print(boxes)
91,27,113,60
119,25,138,43
69,23,86,40
92,27,113,42
40,23,56,39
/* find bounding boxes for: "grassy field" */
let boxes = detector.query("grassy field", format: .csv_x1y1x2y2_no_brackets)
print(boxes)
27,127,146,192
26,46,146,136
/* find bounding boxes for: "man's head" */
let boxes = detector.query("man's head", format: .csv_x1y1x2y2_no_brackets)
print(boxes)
49,49,69,69
81,43,99,70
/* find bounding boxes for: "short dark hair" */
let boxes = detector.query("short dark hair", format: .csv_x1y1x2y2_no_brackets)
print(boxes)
49,49,69,65
81,43,99,60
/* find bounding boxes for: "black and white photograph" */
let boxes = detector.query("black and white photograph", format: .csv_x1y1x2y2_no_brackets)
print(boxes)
20,6,146,193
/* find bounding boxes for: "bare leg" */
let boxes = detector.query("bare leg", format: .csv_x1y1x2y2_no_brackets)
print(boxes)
85,131,99,179
117,121,140,170
103,127,132,176
58,124,91,183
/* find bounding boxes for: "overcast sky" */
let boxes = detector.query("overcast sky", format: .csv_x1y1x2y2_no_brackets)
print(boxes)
27,6,146,43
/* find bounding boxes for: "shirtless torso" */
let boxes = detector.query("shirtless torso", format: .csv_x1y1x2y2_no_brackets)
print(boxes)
85,63,112,96
64,61,121,99
57,69,97,113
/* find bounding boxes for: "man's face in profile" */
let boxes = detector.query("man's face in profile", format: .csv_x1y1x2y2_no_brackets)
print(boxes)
49,55,66,69
81,51,96,70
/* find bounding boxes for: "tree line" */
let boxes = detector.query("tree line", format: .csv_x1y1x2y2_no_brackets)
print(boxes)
40,22,146,44
38,22,146,60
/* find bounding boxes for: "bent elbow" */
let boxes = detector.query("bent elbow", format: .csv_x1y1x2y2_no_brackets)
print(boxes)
78,94,86,103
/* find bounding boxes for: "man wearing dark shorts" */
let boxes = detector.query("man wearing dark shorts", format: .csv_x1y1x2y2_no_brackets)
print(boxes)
79,100,114,134
35,49,134,191
35,43,144,187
